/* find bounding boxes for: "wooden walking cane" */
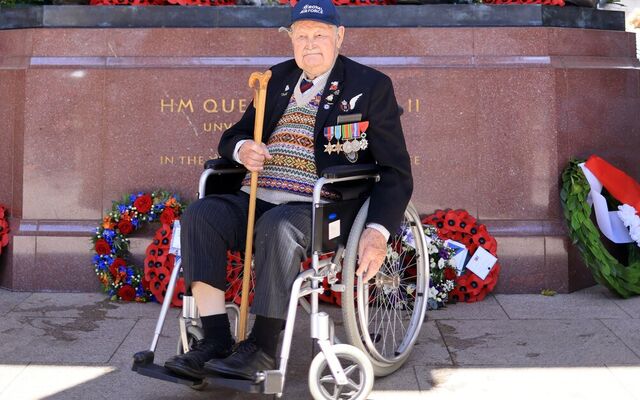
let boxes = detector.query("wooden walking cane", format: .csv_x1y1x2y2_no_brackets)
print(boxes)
238,70,272,340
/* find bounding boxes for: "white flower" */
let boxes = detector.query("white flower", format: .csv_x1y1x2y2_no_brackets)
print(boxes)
427,243,438,254
428,286,439,299
617,204,640,248
437,259,445,269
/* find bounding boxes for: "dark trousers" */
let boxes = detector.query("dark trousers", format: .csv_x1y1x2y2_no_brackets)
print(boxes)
180,191,312,319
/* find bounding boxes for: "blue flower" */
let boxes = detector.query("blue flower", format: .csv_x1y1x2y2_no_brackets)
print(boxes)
129,194,136,204
118,205,127,213
131,218,139,227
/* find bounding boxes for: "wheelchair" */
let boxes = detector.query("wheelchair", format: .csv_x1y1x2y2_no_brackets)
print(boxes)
132,158,430,400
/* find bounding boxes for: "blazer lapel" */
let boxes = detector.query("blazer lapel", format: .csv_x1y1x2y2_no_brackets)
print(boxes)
314,56,345,138
265,68,302,138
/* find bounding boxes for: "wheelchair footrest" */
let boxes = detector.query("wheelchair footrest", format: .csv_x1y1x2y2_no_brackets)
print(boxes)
131,350,271,394
205,374,265,394
133,361,206,388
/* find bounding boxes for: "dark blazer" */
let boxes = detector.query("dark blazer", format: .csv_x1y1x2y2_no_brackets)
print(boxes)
219,55,413,235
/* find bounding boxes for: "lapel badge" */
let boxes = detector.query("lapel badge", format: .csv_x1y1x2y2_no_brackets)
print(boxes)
326,94,334,103
340,100,349,112
329,81,339,91
324,104,331,110
349,93,363,110
281,85,290,96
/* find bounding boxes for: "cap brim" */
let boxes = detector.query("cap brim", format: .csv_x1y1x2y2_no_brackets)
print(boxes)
291,16,340,27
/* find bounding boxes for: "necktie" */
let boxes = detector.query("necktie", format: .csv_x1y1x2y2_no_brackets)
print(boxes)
300,79,313,94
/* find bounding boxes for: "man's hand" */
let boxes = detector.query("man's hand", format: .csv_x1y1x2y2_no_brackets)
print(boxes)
356,228,387,282
238,140,272,172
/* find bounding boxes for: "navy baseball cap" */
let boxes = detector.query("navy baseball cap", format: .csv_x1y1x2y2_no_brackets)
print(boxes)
291,0,341,27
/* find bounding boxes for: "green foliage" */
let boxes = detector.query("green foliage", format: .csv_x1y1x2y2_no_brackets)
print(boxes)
540,289,557,296
561,160,640,298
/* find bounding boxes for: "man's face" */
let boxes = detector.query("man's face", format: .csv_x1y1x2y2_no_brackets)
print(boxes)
290,20,345,79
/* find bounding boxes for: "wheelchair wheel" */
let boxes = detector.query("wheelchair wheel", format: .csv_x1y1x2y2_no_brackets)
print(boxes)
175,324,208,391
308,344,374,400
341,199,429,377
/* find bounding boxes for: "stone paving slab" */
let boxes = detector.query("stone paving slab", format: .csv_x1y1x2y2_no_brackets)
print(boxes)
606,365,640,399
0,314,136,364
600,319,640,359
10,292,180,320
109,317,182,365
414,365,640,399
404,320,452,366
613,296,640,319
437,319,640,366
0,364,118,400
0,291,32,317
494,285,631,320
0,364,26,395
428,295,508,320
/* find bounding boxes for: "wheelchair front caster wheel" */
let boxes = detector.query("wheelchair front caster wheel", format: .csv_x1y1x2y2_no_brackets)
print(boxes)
308,344,374,400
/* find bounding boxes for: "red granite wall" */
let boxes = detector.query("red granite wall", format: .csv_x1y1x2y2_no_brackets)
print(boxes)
0,27,638,293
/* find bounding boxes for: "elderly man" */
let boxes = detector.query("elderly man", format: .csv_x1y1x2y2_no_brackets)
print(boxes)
164,0,412,381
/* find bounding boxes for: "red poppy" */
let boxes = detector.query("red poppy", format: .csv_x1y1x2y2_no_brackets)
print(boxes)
133,194,153,213
444,268,457,281
160,208,176,225
117,284,136,301
0,205,5,218
110,258,127,278
95,239,111,255
117,220,133,235
444,210,462,231
171,278,186,308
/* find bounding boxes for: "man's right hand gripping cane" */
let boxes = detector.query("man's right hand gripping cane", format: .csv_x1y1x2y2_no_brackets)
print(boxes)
238,141,272,172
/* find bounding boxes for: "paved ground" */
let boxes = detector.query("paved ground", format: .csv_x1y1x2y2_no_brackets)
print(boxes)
0,285,639,400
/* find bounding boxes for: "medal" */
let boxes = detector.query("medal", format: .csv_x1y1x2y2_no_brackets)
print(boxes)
343,140,353,154
324,143,335,154
334,141,343,154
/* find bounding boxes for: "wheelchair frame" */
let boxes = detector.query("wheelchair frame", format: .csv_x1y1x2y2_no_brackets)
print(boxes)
132,160,428,399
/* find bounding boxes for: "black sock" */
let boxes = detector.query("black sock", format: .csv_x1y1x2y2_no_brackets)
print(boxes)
251,315,284,358
201,313,234,349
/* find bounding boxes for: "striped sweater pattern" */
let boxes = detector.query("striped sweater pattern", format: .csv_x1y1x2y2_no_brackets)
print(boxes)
243,90,337,200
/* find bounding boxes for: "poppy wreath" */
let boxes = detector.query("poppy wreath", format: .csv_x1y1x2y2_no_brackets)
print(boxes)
422,209,501,303
143,223,185,307
92,191,185,302
0,205,9,255
561,160,640,298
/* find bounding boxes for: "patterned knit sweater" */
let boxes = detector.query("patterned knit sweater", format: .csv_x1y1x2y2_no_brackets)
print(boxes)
241,88,337,201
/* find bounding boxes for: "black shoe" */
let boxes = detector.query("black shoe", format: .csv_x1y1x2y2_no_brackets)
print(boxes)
204,337,276,381
164,339,233,380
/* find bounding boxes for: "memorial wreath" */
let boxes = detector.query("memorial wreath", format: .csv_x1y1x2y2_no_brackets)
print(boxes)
422,209,501,303
91,191,185,302
561,159,640,298
0,205,9,255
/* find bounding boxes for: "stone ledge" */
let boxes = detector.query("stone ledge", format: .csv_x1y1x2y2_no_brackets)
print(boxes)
0,5,625,31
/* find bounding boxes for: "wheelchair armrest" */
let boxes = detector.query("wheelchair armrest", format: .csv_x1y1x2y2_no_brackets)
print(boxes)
321,164,379,179
204,158,247,175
